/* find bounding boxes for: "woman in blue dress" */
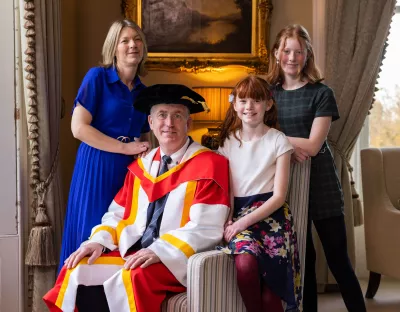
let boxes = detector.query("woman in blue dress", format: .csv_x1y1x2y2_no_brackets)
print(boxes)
58,19,151,271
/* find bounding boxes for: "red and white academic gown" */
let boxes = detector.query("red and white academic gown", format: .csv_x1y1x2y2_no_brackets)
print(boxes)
44,142,230,312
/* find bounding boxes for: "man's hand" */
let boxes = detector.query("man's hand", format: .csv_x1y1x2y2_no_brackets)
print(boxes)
64,242,104,269
124,248,160,270
292,146,309,163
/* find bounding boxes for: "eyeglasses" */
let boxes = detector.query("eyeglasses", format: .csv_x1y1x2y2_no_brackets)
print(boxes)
154,112,188,121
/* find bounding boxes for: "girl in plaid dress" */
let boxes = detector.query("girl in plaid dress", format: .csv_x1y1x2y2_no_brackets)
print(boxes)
266,24,366,312
217,76,302,312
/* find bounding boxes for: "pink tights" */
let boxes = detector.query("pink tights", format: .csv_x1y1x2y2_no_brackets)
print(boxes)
235,254,284,312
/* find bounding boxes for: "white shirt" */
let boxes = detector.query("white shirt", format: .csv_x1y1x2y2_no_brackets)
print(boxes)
218,128,293,197
160,137,190,172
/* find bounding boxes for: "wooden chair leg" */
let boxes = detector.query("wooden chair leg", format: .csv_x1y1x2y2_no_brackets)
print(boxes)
365,271,381,299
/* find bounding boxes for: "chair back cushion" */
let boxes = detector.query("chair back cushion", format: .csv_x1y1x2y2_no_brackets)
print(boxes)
382,148,400,210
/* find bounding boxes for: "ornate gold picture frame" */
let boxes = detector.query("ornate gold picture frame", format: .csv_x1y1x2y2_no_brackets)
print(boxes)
121,0,272,73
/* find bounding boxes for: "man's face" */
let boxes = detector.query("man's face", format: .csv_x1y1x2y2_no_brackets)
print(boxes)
149,104,192,154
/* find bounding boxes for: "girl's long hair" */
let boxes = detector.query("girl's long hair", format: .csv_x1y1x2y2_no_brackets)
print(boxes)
218,75,279,147
266,24,322,85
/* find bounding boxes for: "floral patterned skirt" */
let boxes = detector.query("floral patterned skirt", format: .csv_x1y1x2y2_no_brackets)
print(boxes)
217,192,302,311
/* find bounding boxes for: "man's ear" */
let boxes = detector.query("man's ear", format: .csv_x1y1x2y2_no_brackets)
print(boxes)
187,116,193,131
148,114,154,130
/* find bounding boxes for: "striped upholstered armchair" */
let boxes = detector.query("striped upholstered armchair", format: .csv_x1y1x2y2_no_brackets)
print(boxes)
161,161,310,312
162,250,246,312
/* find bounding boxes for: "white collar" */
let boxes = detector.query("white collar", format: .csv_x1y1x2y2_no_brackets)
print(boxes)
160,138,190,167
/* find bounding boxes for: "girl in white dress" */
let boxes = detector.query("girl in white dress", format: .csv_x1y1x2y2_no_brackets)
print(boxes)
217,76,301,312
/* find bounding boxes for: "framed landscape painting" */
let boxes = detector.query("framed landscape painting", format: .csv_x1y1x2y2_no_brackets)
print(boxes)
121,0,273,73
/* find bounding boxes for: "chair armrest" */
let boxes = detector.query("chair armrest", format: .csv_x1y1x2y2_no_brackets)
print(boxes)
187,250,246,312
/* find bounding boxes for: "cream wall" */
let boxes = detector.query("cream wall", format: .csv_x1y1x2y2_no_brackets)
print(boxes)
270,0,313,44
60,0,314,198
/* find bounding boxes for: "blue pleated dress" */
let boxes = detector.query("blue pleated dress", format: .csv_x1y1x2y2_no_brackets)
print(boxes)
58,67,149,272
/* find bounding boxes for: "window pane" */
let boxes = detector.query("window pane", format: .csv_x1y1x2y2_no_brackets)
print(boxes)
370,4,400,147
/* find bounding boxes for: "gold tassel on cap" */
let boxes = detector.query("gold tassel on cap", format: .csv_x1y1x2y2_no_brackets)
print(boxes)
198,101,210,113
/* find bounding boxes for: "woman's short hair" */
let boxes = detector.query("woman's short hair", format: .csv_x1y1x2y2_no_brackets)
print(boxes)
101,19,148,76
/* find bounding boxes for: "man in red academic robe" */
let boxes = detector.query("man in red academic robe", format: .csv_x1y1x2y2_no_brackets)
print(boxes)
43,84,230,312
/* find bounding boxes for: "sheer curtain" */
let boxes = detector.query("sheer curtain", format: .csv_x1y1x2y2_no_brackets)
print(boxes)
15,0,64,310
352,121,369,279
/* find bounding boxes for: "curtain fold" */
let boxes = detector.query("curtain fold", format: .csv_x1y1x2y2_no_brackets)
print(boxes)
15,0,64,310
316,0,396,287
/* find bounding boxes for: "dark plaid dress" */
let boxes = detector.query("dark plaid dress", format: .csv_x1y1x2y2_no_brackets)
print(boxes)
274,82,344,220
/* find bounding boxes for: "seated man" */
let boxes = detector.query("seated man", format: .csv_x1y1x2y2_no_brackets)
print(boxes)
44,84,230,312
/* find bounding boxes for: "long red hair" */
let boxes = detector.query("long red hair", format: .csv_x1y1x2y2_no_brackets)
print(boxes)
266,24,322,85
218,75,279,147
